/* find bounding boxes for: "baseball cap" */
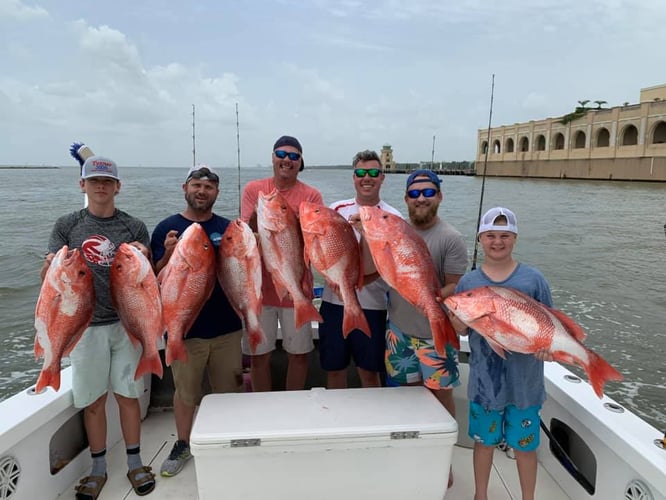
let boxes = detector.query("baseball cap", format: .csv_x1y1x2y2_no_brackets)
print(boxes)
185,164,219,183
478,207,518,235
273,135,304,171
406,169,441,190
81,156,119,180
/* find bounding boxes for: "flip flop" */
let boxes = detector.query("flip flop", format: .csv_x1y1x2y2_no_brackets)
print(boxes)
127,465,156,496
75,474,107,500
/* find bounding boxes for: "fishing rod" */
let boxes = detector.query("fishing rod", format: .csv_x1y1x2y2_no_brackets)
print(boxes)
236,102,241,217
471,74,495,270
69,142,95,208
192,104,196,167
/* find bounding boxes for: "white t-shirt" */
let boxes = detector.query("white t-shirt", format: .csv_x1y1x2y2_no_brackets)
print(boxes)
320,198,402,310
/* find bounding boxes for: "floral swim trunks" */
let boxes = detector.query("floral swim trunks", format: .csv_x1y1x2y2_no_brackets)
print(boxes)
384,321,460,389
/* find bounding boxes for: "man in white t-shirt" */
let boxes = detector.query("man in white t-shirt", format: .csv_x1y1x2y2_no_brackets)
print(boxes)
318,150,401,388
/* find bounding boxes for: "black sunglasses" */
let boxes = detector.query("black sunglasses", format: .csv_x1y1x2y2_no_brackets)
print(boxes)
407,188,438,199
274,150,302,161
187,169,219,183
354,168,381,178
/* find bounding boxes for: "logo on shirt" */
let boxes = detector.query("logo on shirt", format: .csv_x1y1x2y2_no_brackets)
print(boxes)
82,235,116,266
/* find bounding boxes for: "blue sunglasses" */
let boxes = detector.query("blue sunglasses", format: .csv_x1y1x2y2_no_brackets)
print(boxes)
354,168,381,178
407,188,438,199
274,150,302,161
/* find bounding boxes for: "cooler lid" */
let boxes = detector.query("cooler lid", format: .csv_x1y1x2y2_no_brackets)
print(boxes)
190,386,457,446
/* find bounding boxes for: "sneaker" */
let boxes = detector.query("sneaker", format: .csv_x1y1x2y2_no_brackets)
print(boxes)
160,440,192,477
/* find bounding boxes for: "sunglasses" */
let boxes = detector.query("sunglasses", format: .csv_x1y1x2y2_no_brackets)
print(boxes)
354,168,381,178
187,169,219,183
406,188,438,199
274,150,302,161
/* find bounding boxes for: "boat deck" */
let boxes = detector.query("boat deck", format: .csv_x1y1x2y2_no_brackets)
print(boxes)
57,408,568,499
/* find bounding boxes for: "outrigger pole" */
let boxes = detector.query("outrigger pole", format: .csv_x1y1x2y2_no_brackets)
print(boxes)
236,102,241,216
471,74,495,270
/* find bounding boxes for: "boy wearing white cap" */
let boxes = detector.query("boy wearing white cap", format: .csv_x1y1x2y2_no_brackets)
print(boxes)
449,207,553,500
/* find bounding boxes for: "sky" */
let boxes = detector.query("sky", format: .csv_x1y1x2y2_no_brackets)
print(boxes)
1,0,665,168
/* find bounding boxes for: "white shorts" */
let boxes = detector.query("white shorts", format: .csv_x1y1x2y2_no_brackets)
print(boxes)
241,306,314,356
69,321,144,408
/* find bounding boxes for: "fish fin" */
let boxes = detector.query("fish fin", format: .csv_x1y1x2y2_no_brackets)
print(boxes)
294,299,323,329
165,338,188,366
134,354,164,380
35,367,60,393
548,307,587,342
431,314,460,355
486,338,508,359
342,306,372,338
561,349,623,398
34,336,44,359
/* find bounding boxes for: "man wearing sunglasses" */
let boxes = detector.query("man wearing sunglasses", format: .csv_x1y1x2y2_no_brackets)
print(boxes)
384,169,468,488
240,135,323,392
151,164,244,478
319,150,401,389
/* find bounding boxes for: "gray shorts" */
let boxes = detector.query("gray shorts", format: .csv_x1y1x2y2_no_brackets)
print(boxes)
241,306,314,355
69,321,144,408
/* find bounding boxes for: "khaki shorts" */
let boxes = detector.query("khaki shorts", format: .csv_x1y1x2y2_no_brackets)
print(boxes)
70,321,144,408
171,330,243,406
241,306,314,356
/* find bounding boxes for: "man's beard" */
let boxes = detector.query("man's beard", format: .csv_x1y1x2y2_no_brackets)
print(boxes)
185,193,215,212
408,203,438,227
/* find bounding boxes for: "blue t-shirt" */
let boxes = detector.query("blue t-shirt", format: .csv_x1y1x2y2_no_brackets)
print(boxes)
151,214,242,339
455,263,553,411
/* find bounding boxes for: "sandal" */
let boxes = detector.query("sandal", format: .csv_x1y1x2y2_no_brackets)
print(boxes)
127,465,156,496
75,474,107,500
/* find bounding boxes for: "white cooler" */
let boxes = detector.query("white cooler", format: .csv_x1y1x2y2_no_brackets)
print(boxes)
190,386,458,500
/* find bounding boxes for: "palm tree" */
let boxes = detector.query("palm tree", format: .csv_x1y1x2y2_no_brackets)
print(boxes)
577,99,590,110
594,100,607,109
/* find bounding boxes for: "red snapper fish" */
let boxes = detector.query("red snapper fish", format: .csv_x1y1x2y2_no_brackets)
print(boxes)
358,206,459,352
158,222,216,365
444,285,624,398
217,219,265,353
257,189,322,328
299,201,371,338
34,246,95,392
110,243,164,380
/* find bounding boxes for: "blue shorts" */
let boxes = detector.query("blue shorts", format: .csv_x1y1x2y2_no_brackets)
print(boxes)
468,401,541,451
318,301,387,373
384,321,460,390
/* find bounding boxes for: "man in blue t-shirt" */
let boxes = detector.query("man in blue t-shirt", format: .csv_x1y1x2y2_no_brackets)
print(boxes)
151,165,243,478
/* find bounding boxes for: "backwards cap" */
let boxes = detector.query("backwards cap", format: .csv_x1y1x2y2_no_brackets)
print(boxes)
478,207,518,235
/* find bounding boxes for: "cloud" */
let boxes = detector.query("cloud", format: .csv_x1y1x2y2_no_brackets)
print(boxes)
0,0,48,20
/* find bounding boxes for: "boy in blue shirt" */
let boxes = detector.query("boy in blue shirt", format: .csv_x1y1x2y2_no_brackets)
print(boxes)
449,207,552,500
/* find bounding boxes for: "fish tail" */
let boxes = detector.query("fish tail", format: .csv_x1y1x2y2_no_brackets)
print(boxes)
584,351,624,398
134,354,164,380
342,306,372,338
246,323,266,354
294,300,323,330
431,315,460,355
165,338,188,366
35,367,60,393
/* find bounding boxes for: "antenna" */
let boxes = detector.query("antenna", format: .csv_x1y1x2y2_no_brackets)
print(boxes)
431,134,436,171
192,104,196,167
236,102,241,216
471,74,495,270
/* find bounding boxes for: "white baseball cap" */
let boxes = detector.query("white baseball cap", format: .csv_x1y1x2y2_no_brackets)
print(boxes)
478,207,518,235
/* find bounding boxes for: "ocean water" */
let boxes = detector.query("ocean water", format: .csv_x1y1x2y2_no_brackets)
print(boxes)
0,166,664,431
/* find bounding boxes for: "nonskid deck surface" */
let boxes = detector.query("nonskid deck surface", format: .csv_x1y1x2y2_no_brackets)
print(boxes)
57,408,567,499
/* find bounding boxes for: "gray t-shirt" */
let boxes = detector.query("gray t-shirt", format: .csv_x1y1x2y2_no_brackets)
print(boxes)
47,208,150,325
387,218,468,339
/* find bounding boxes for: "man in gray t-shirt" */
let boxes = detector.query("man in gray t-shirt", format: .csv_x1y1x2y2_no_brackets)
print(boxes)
384,169,468,488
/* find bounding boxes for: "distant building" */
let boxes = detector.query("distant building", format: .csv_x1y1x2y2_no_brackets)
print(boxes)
380,144,396,172
476,84,666,181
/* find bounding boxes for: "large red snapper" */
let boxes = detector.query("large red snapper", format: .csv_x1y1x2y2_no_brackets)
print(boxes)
358,205,459,353
110,243,164,379
34,246,95,392
299,201,371,338
217,219,265,353
158,222,216,365
444,285,624,398
257,190,322,328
